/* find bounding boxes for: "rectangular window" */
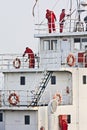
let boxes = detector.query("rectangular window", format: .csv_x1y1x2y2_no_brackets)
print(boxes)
74,42,81,50
25,115,30,125
51,76,56,84
74,38,80,42
74,38,81,50
0,113,3,122
51,40,57,50
20,76,25,85
43,40,50,51
82,38,87,42
67,115,71,123
43,40,57,51
83,75,86,84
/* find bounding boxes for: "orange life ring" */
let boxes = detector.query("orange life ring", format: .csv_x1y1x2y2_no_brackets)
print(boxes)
67,54,75,67
13,58,21,69
53,93,62,105
8,93,19,106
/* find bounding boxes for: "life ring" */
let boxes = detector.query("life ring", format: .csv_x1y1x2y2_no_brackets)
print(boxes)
67,54,75,67
8,93,19,106
13,58,21,69
53,93,62,105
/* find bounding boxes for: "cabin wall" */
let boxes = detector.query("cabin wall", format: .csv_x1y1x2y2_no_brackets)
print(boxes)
4,72,43,91
4,110,38,130
39,38,74,69
3,71,73,106
78,68,87,130
3,72,44,106
2,68,87,130
40,71,72,105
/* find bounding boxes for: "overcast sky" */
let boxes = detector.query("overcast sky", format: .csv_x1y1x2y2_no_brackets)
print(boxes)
0,0,86,54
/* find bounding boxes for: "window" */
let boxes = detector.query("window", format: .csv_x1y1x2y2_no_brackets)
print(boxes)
81,42,87,50
0,113,3,122
74,38,80,42
43,40,57,51
67,115,71,123
82,38,87,42
51,40,57,50
20,76,25,85
74,42,80,50
43,40,50,51
25,115,30,125
83,75,86,84
51,76,56,84
74,38,81,50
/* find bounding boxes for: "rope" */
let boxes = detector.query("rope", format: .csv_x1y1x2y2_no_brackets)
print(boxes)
32,0,39,17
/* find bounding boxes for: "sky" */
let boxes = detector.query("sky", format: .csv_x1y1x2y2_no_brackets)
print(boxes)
0,0,86,54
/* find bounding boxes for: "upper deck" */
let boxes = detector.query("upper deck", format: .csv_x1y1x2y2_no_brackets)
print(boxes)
0,20,87,72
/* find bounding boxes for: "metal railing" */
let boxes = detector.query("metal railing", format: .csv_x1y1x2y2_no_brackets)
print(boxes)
34,19,85,34
0,53,86,71
0,89,50,107
0,53,40,70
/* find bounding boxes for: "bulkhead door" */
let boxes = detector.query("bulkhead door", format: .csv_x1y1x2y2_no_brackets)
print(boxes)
0,111,5,130
61,39,71,64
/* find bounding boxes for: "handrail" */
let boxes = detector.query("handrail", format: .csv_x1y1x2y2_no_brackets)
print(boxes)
0,53,86,70
34,19,85,34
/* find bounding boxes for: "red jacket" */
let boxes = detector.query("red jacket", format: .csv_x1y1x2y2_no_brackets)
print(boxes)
59,12,65,23
23,47,34,59
46,10,56,23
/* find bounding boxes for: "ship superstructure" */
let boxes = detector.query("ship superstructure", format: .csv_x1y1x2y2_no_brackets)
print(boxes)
0,1,87,130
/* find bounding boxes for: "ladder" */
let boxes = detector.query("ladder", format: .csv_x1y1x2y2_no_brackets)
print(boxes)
30,71,53,106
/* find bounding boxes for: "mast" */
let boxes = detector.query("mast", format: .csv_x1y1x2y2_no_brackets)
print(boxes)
78,0,81,21
69,0,72,32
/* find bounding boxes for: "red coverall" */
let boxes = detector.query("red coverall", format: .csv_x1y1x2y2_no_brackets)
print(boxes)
59,10,65,33
46,9,56,33
23,47,35,68
61,120,68,130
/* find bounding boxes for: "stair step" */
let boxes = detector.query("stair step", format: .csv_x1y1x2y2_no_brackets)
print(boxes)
30,71,53,106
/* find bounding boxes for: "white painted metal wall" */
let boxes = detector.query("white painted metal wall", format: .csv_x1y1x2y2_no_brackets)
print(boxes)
5,110,38,130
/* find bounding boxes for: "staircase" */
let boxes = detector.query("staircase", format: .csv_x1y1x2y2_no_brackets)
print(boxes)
30,71,53,106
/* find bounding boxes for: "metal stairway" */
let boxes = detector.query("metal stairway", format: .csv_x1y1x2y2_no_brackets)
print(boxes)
30,71,53,106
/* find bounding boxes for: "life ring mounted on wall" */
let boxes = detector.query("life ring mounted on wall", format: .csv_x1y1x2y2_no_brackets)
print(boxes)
8,93,19,106
67,54,75,67
13,58,21,69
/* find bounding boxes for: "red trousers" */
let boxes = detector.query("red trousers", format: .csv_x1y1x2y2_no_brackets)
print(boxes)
48,22,56,33
29,57,35,68
60,23,64,33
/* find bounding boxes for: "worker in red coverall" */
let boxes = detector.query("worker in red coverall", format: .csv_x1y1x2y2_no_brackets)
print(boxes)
23,47,35,68
59,9,66,33
59,9,70,33
61,120,68,130
46,9,57,33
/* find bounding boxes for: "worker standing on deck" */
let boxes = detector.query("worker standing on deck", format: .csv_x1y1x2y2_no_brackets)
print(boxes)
59,9,66,33
23,47,35,68
59,9,69,33
46,9,57,33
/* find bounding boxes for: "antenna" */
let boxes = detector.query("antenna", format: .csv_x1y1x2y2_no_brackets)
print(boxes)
78,0,81,21
69,0,72,32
